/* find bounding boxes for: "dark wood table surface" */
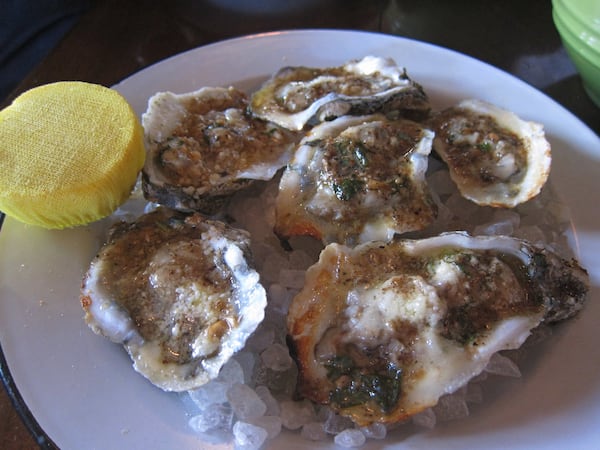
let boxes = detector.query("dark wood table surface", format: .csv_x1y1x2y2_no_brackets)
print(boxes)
1,0,598,448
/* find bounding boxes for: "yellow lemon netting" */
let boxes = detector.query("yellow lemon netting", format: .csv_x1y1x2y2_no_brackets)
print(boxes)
0,81,145,229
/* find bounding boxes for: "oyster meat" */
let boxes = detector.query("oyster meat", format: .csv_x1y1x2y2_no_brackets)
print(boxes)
429,99,551,207
80,207,267,392
275,114,437,245
250,56,430,131
287,232,588,426
142,86,299,215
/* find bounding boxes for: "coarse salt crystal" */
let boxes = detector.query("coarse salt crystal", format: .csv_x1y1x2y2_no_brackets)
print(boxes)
268,283,293,315
188,381,228,407
245,324,275,352
217,358,245,385
360,422,387,440
233,351,256,385
289,250,315,269
248,415,282,439
261,252,290,283
233,420,268,450
412,408,436,429
434,394,470,422
188,403,234,433
427,168,456,195
227,383,267,420
301,422,328,441
465,383,484,404
261,343,293,371
334,429,366,448
279,268,306,289
280,400,316,430
323,410,354,435
484,352,521,377
255,385,280,416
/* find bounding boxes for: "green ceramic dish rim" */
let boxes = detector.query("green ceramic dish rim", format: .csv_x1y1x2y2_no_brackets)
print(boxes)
552,0,600,33
553,8,600,63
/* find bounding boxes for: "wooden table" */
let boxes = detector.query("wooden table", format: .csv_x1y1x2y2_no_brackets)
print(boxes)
1,0,598,448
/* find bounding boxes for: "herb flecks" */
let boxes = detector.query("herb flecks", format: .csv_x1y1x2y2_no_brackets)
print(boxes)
333,178,364,201
477,141,492,152
325,356,403,414
335,140,369,169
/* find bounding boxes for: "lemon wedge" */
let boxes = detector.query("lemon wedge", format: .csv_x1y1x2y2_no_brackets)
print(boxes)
0,81,145,229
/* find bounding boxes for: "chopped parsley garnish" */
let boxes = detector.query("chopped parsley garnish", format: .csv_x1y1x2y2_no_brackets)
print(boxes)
333,178,364,201
325,355,403,413
335,140,369,168
477,141,492,152
353,144,369,167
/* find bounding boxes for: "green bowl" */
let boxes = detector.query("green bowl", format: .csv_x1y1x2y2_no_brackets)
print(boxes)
553,0,600,53
553,2,600,107
553,0,600,34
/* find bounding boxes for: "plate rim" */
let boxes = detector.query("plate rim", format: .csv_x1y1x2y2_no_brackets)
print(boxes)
1,28,599,450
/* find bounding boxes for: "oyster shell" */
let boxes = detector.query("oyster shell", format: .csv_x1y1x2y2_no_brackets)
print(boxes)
80,207,267,392
142,86,299,215
287,232,588,426
275,114,437,245
429,99,551,207
250,56,430,131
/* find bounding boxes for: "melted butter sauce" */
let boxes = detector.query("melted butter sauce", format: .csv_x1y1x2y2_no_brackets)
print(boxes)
432,109,528,191
96,209,238,366
302,240,546,424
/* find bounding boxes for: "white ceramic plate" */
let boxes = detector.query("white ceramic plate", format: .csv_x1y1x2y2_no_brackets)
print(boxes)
1,30,599,450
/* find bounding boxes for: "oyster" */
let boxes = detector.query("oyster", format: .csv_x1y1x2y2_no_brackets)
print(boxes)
80,208,267,392
249,56,430,131
287,232,588,426
429,99,551,207
275,114,437,245
142,86,298,215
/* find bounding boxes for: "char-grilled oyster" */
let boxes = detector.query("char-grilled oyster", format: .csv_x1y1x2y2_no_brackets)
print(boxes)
275,114,437,246
80,207,267,392
287,232,588,426
142,86,299,215
250,56,430,131
429,99,551,208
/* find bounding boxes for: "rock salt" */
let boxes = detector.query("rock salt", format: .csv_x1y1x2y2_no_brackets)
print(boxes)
334,429,366,448
434,394,470,421
513,224,546,244
227,383,267,420
279,269,307,289
412,408,436,429
261,252,290,283
188,403,234,433
188,381,229,407
245,324,275,352
465,383,484,404
444,192,488,225
248,415,282,439
255,385,280,416
427,168,456,195
218,358,245,385
289,249,315,269
233,351,256,385
280,400,316,430
268,283,293,315
484,353,521,377
474,209,521,236
261,343,293,371
301,422,328,441
323,410,354,435
252,364,298,396
474,220,515,236
360,422,387,440
233,421,268,450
